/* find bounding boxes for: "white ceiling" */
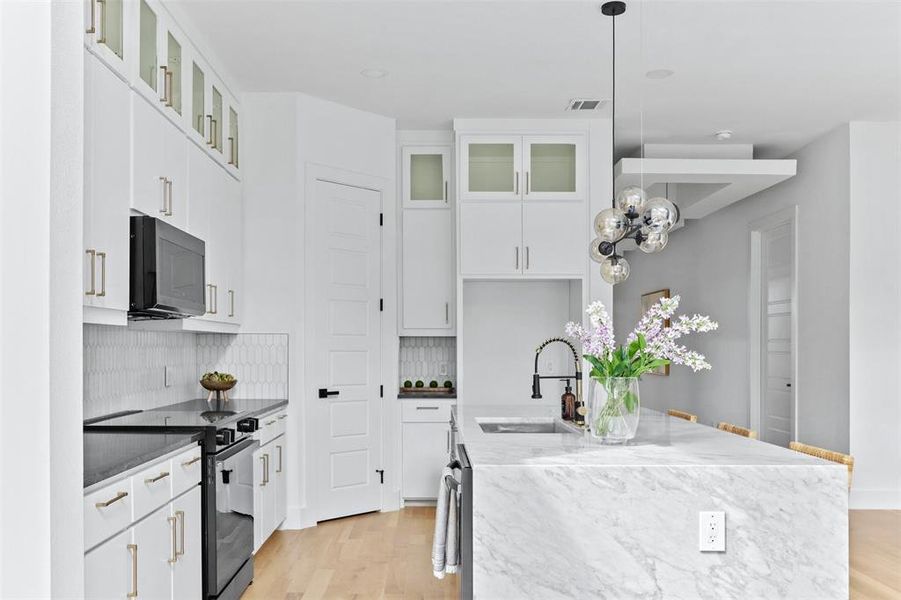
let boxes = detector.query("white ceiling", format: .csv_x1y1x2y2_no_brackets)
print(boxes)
170,0,901,158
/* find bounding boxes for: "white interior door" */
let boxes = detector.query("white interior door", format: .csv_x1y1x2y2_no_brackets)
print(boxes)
762,222,794,446
312,180,382,522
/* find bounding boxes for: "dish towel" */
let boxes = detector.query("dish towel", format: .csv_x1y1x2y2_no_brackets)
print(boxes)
431,466,461,579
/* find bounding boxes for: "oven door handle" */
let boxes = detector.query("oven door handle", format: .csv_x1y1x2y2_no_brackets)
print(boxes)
212,436,259,461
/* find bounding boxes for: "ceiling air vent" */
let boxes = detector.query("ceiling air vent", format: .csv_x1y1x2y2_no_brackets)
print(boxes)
567,98,607,111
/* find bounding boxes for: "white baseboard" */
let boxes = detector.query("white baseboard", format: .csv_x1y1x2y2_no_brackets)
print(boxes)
850,488,901,509
279,505,318,530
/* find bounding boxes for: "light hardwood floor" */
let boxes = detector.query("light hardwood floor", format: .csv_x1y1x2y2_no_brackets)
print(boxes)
244,508,899,599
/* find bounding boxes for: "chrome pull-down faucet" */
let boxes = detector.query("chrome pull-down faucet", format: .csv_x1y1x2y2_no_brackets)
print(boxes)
531,337,582,403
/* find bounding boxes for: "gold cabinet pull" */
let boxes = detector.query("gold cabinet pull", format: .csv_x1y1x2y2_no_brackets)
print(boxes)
444,180,448,203
526,171,530,195
181,456,201,467
259,456,266,487
515,171,520,195
159,176,168,214
94,490,127,508
277,445,283,473
96,251,107,297
86,0,97,33
167,515,178,564
164,70,173,107
228,137,236,165
228,289,235,317
176,510,185,557
515,246,519,270
85,249,97,296
210,284,218,314
445,302,449,324
159,66,168,103
144,471,170,484
127,544,138,598
96,0,107,43
277,414,287,420
525,246,530,270
263,454,270,485
206,115,214,146
165,179,173,216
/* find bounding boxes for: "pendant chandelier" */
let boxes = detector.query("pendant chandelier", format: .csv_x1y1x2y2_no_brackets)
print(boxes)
591,1,680,285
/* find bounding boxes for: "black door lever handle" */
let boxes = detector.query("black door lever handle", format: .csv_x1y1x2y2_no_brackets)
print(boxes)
318,388,340,398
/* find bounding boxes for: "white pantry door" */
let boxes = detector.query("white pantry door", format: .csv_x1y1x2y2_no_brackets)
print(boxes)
311,180,383,521
762,222,794,447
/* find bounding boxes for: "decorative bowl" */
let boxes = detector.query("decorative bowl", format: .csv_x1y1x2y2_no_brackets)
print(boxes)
200,379,237,392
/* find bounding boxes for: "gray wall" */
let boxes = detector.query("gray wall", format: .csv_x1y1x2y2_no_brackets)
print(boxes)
613,125,850,453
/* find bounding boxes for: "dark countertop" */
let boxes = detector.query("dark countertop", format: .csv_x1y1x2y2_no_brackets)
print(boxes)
84,430,203,489
84,398,289,489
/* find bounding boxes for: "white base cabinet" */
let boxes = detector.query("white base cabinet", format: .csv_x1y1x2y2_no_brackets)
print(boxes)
253,412,288,553
401,399,455,501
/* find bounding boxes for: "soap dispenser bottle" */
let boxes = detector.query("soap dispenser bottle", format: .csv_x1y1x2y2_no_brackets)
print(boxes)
561,380,576,421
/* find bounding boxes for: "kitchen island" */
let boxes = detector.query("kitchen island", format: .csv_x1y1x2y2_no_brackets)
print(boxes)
454,405,848,599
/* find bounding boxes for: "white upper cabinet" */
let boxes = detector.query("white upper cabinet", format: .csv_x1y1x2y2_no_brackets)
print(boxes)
401,210,454,333
459,203,523,276
460,136,522,201
84,0,128,78
84,51,130,325
403,146,451,208
521,202,586,276
132,91,187,230
460,135,585,201
522,136,585,201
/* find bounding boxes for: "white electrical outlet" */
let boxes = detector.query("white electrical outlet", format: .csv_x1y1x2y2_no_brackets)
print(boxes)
699,511,726,552
439,363,448,377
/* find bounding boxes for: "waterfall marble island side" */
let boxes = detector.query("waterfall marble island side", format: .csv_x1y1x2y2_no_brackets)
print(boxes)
453,405,848,599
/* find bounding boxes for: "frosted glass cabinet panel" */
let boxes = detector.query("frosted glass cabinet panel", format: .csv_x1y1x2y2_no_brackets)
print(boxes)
523,136,585,200
228,107,239,168
211,86,223,153
460,136,523,201
191,62,205,137
166,32,182,115
86,0,126,76
138,0,157,92
403,146,450,207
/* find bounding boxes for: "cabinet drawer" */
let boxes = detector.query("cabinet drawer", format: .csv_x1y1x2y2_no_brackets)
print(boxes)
172,445,202,496
132,459,173,519
257,411,286,445
84,479,133,550
402,400,455,423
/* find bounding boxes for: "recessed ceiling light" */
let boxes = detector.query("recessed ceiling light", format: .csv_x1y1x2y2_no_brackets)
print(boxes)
714,130,734,141
360,68,388,79
645,69,674,80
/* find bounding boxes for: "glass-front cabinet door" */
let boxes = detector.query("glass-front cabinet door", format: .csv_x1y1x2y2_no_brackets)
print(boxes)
460,136,522,201
227,106,239,169
163,31,182,117
211,85,223,155
137,0,157,94
522,135,585,201
191,60,206,141
403,146,450,208
85,0,126,76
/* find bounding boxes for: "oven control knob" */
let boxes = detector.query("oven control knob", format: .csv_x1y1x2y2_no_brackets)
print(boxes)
215,428,235,445
236,417,259,433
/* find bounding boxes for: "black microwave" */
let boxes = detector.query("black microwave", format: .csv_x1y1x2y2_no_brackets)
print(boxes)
129,216,206,319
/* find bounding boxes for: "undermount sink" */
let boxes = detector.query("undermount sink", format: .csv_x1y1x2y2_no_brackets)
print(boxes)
478,418,581,434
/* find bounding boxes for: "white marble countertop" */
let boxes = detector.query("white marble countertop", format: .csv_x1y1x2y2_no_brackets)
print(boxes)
455,404,838,469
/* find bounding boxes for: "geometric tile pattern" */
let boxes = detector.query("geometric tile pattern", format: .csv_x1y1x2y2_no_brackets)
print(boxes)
83,326,290,420
196,333,289,401
399,336,456,387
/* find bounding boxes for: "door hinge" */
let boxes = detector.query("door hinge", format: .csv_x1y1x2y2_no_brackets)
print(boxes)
376,469,385,484
380,384,384,398
380,298,384,312
379,212,383,226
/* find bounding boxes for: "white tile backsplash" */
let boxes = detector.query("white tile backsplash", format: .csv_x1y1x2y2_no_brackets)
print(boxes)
83,325,289,419
399,336,456,387
196,333,288,400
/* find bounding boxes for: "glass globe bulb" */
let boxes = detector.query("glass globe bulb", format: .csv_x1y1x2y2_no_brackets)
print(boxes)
600,255,630,284
593,207,629,243
589,238,607,263
641,197,678,233
615,186,647,216
639,228,668,254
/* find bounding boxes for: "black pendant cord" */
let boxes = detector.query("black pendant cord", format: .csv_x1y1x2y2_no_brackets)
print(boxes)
611,7,616,211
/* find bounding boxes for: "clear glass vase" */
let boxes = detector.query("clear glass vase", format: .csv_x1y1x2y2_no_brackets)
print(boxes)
588,377,641,443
